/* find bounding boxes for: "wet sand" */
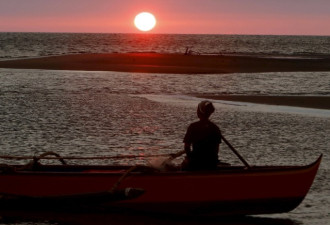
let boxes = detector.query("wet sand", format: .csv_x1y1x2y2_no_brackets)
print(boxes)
1,53,330,74
197,95,330,110
1,53,329,110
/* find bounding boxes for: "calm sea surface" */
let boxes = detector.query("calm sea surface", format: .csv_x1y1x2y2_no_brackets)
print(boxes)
0,33,329,225
1,33,330,59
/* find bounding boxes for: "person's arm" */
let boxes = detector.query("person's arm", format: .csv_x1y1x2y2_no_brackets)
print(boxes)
183,124,192,158
184,142,191,158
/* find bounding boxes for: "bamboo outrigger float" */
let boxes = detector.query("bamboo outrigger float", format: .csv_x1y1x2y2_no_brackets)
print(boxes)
0,151,322,216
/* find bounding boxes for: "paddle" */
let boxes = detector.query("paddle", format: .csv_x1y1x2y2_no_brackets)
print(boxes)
221,134,251,169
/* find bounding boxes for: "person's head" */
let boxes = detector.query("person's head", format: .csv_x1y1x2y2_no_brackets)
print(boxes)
197,100,215,119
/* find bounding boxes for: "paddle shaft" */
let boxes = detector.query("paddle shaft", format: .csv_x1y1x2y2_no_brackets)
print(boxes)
221,134,251,168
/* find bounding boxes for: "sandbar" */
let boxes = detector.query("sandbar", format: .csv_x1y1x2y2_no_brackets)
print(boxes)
1,53,330,74
197,95,330,110
1,53,329,110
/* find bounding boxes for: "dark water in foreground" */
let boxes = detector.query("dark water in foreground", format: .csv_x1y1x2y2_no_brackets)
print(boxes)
0,69,329,225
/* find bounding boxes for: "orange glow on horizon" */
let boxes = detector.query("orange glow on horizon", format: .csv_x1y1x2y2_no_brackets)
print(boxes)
0,1,329,35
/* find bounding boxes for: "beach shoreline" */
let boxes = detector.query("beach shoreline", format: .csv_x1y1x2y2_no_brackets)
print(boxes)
197,95,330,110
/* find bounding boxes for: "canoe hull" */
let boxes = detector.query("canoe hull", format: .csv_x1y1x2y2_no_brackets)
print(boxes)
0,155,322,215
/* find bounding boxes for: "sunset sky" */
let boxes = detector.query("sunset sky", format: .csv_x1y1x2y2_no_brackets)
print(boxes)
1,0,329,35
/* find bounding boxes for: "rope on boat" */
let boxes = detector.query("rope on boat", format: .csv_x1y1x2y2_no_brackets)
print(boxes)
110,166,138,193
109,165,161,198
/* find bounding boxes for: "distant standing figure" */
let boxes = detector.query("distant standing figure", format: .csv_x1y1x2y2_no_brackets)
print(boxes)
184,46,192,55
182,100,222,170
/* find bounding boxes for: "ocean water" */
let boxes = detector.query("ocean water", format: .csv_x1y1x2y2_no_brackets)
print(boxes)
1,33,330,59
0,33,330,225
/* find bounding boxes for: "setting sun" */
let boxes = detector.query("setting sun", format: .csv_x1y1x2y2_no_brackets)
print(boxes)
134,12,156,32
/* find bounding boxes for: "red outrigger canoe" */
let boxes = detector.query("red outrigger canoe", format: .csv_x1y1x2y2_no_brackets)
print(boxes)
0,154,322,216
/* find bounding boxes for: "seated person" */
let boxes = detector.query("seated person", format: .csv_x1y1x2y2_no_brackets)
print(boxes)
182,100,222,170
